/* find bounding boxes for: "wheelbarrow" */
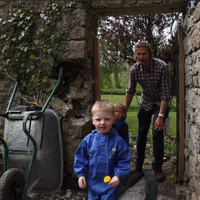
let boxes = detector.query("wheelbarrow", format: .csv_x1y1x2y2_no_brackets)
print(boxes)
0,67,64,200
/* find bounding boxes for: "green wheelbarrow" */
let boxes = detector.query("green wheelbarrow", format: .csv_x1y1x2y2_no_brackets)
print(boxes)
0,68,64,200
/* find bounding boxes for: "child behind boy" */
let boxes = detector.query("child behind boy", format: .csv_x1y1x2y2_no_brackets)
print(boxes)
112,102,130,147
73,100,131,200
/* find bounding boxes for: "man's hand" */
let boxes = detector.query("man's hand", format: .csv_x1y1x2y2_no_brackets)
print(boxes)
108,176,120,187
78,176,87,188
155,116,164,131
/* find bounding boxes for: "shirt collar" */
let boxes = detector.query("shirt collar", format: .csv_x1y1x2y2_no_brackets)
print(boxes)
115,118,125,125
94,128,118,137
139,58,154,72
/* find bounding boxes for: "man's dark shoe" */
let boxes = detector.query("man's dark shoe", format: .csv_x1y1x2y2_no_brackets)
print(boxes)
130,163,142,173
153,168,166,183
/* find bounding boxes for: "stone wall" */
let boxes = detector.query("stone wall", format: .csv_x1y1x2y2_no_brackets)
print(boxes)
183,2,200,199
0,1,96,177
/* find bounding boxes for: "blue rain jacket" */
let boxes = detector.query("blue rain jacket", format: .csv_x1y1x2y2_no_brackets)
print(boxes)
74,128,131,200
112,118,130,148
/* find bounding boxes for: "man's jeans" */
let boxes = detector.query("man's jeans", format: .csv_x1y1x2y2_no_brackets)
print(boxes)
135,104,169,169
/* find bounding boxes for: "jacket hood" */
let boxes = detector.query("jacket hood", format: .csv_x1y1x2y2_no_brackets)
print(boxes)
91,128,118,137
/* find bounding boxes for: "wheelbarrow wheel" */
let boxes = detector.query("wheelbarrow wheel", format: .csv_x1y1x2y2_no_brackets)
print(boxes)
0,168,25,200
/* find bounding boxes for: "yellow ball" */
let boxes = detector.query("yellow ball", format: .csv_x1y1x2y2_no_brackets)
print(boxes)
103,176,111,183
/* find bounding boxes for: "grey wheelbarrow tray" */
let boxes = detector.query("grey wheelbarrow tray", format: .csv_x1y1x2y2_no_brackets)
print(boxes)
0,68,64,200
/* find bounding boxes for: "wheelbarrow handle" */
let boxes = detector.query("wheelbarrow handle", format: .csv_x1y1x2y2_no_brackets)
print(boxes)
23,112,44,147
58,67,64,80
41,67,64,113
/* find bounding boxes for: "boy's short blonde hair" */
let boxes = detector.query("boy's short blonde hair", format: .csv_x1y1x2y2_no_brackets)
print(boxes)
114,102,126,113
91,100,114,116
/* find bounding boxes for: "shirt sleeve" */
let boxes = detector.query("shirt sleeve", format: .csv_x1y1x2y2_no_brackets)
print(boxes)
161,64,171,102
73,138,89,178
114,138,131,180
126,67,137,94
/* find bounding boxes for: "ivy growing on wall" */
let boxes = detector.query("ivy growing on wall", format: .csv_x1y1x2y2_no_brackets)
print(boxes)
0,1,66,98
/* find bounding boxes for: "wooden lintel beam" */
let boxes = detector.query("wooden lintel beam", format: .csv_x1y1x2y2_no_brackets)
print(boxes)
91,2,187,17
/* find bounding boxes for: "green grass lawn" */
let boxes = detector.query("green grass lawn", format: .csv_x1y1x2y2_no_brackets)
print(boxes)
101,94,176,137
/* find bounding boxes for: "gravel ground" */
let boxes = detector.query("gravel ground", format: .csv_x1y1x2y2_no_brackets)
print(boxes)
24,147,177,200
23,146,177,200
26,169,176,200
26,176,176,200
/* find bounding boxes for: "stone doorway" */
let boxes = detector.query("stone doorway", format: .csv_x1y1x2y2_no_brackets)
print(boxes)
92,1,187,183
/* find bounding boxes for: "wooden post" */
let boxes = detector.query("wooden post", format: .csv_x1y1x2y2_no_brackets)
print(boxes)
178,25,185,182
94,38,101,101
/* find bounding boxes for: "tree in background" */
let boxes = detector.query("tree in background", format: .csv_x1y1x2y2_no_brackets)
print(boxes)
98,13,182,90
100,38,128,89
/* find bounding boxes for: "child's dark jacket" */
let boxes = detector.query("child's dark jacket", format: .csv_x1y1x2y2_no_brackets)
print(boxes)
112,118,130,147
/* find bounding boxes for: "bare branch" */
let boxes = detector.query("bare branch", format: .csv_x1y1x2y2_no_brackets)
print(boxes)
0,68,41,106
0,68,15,82
18,91,40,107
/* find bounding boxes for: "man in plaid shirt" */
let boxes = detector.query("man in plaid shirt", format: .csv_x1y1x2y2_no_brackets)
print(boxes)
125,41,171,182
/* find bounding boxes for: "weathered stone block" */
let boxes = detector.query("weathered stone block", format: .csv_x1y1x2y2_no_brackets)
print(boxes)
176,185,187,200
191,27,200,50
60,40,87,62
70,27,88,39
187,15,194,32
184,55,192,73
51,97,71,117
193,4,200,23
71,9,87,28
193,76,198,87
184,35,192,55
71,119,91,138
74,74,84,88
185,73,192,86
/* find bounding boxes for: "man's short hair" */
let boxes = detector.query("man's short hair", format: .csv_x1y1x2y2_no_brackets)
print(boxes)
91,100,114,116
114,102,126,113
134,41,153,60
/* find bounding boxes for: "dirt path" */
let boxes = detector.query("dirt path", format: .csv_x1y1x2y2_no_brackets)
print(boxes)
27,147,177,200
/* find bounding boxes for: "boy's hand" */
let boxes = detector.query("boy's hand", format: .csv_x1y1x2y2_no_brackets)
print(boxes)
108,176,120,187
78,176,87,188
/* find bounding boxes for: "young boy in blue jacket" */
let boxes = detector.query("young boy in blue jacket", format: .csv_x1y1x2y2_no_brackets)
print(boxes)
112,102,130,147
74,100,131,200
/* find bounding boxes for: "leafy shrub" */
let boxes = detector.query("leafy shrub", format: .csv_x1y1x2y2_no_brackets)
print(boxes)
0,1,65,98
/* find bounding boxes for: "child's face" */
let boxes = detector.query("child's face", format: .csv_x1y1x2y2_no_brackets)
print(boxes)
114,107,125,122
92,111,115,134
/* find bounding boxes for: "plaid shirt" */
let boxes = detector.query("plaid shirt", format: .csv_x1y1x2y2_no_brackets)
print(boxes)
126,58,171,111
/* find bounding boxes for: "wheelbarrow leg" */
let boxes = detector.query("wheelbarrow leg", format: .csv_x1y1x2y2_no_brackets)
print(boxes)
26,178,40,193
